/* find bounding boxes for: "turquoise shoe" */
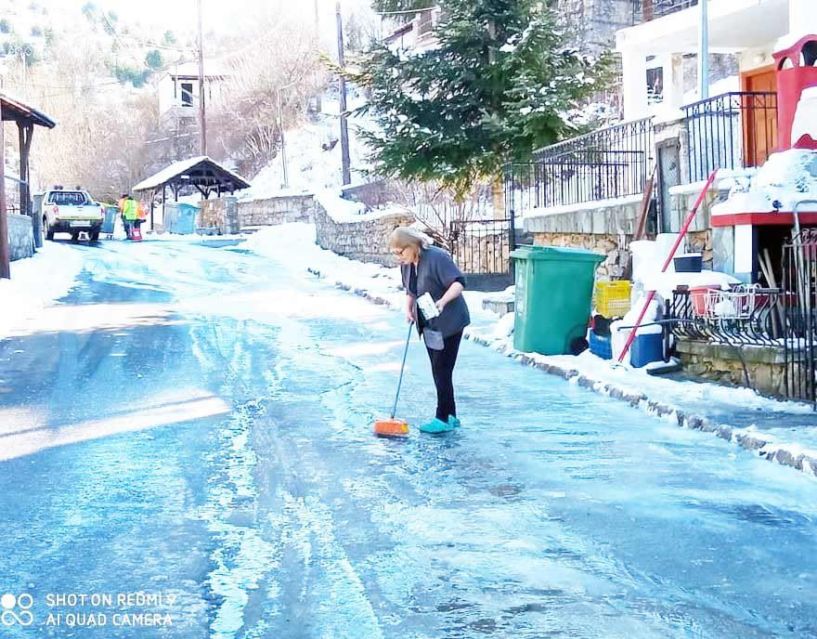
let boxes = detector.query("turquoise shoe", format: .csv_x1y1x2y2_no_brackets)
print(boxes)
419,418,454,434
448,416,461,429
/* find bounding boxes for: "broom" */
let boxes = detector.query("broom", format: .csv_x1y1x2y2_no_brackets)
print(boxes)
373,322,413,437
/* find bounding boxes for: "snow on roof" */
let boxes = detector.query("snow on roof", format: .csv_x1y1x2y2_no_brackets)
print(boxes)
712,149,817,215
132,156,251,193
165,61,230,79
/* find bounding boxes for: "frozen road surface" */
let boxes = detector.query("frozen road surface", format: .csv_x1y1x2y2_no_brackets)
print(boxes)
0,237,815,638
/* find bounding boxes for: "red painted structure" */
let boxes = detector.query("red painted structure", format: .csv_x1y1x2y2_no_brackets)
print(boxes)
712,212,817,227
773,35,817,150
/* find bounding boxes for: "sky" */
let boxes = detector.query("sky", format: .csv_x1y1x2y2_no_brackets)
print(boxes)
48,0,377,40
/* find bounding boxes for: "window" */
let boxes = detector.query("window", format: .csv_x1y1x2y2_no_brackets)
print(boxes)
646,67,664,105
180,82,194,107
48,191,88,206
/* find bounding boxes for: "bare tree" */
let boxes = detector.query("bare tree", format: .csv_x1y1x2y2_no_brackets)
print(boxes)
207,9,327,177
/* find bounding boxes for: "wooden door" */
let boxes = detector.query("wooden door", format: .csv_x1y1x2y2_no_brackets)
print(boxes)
742,67,778,166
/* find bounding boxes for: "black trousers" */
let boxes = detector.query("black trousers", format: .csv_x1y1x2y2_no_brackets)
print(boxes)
425,330,463,421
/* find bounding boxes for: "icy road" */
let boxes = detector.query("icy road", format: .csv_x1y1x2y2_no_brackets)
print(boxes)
0,237,815,639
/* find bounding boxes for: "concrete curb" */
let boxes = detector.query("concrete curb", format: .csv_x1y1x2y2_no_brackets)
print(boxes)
308,267,817,479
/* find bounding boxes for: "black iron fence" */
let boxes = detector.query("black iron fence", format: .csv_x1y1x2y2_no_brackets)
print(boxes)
683,92,778,183
632,0,698,22
450,215,515,278
669,286,789,347
505,117,653,213
783,228,817,407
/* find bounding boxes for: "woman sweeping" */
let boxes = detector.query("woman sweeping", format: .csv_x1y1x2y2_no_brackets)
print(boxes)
390,227,470,433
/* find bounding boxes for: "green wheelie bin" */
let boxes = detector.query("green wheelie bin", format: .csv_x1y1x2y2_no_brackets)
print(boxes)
510,245,604,355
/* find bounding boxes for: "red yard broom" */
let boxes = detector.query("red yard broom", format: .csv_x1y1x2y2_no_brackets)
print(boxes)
617,169,719,364
373,322,413,437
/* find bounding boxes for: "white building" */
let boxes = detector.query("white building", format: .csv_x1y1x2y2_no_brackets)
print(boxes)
157,61,228,122
617,0,813,121
381,6,443,53
511,0,817,285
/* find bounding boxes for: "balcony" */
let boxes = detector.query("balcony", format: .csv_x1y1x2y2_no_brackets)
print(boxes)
683,92,778,182
618,0,789,57
632,0,698,23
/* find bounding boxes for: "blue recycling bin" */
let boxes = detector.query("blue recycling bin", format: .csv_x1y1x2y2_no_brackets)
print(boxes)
165,203,199,235
101,205,118,236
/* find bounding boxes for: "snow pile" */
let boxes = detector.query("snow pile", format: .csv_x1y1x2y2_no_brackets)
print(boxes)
0,243,85,339
314,189,411,224
629,234,739,301
712,149,817,215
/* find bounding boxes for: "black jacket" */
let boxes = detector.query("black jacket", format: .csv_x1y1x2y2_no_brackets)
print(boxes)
401,245,470,338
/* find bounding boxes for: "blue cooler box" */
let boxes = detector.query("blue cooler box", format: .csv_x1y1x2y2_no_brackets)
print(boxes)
630,332,663,368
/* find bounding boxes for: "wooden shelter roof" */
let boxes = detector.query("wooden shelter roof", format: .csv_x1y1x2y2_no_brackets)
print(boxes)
0,93,56,128
132,156,251,197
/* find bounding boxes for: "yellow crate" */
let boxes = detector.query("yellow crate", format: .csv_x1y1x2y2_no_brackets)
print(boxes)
594,280,632,318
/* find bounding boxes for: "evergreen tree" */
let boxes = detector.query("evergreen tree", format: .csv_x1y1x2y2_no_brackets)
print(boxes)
145,49,163,70
349,0,609,193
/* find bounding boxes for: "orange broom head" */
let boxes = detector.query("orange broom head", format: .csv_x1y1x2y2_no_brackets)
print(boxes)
374,418,409,437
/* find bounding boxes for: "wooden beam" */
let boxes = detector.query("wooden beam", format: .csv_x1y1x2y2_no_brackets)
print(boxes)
150,188,155,231
0,102,10,279
18,125,26,217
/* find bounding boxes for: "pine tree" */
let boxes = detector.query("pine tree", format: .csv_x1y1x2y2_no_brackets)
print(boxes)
350,0,609,194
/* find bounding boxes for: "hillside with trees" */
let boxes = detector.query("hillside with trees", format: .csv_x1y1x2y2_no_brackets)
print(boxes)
0,0,344,201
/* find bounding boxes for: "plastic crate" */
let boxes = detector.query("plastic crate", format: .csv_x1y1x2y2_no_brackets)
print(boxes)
594,280,632,318
589,331,612,360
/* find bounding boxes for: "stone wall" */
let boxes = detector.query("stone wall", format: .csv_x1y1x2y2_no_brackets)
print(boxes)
238,195,315,227
523,178,724,279
525,195,643,279
531,231,627,279
676,339,787,398
198,195,316,234
313,202,415,266
8,214,34,261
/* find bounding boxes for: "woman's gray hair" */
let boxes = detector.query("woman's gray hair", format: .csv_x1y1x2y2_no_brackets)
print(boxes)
389,226,431,250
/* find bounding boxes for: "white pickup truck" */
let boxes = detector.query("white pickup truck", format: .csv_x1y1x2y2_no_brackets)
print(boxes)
40,187,105,242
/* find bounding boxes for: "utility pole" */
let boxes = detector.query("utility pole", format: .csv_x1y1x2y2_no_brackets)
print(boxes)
197,0,207,156
336,1,352,186
278,89,289,188
0,98,10,279
313,0,322,113
698,0,709,100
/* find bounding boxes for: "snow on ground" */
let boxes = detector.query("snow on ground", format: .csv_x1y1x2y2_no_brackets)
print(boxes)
5,222,817,476
0,242,85,339
243,223,817,477
241,92,377,201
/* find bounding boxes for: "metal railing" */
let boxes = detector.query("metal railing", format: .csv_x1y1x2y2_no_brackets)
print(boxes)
450,215,515,276
683,92,778,183
632,0,699,22
505,117,653,213
669,286,789,347
783,228,817,407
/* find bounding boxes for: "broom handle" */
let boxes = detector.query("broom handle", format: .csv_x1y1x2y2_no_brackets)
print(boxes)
617,169,718,363
391,322,414,419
